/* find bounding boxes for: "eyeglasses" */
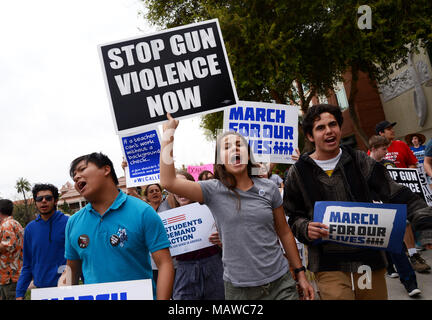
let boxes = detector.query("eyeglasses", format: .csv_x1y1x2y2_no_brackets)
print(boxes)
35,195,54,202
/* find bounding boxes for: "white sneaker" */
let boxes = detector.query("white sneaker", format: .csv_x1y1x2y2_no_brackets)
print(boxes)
387,272,399,278
408,288,421,297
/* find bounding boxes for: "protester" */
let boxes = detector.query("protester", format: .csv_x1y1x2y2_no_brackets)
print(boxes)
369,135,422,297
284,104,432,300
160,113,314,300
198,170,214,181
374,124,430,272
405,132,426,164
0,199,24,300
144,184,165,211
16,184,69,300
121,159,144,199
268,163,284,188
163,170,224,300
375,120,418,168
423,138,432,179
63,152,174,300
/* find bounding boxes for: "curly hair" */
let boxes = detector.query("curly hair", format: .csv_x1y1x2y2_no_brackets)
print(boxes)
32,183,59,201
302,104,343,138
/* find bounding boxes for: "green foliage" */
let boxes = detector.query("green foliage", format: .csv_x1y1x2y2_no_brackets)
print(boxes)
142,0,432,145
13,202,36,228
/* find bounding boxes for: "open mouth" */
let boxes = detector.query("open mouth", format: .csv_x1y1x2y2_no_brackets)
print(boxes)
76,181,87,192
230,154,242,165
325,136,337,144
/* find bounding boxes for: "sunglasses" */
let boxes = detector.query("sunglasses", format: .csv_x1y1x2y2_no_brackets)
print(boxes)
35,195,54,202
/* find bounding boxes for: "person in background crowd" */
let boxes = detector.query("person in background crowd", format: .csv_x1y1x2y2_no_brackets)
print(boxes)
375,124,430,272
198,170,214,181
0,199,23,300
369,135,422,297
160,113,314,300
63,152,174,300
268,163,284,188
16,184,69,300
405,133,426,164
284,104,432,300
165,170,225,300
375,120,418,168
423,138,432,180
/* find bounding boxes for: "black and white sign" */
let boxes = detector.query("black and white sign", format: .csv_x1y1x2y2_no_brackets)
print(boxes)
99,19,238,134
387,167,426,201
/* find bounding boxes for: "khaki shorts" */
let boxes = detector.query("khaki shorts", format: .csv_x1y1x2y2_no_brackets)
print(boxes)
224,271,299,300
315,268,388,300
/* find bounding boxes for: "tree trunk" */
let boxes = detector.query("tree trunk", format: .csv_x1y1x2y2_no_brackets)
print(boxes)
347,66,370,149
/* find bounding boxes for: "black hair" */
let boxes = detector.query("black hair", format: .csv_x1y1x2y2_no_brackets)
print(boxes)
198,170,213,181
69,152,119,185
32,183,59,201
302,104,343,138
143,184,162,197
0,199,14,216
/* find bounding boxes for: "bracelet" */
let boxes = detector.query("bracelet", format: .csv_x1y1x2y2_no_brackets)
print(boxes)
294,266,306,274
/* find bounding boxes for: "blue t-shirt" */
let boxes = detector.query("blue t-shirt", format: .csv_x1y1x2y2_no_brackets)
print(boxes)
65,191,170,296
410,145,425,163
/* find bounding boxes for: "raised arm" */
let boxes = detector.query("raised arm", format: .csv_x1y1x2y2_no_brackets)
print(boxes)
160,113,204,203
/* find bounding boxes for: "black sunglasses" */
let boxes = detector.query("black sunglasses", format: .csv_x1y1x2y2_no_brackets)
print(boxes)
35,195,54,202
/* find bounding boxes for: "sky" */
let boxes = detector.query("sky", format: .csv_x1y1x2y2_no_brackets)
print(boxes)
0,0,215,200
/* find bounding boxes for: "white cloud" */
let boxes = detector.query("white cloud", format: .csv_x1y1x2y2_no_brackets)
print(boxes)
0,0,215,200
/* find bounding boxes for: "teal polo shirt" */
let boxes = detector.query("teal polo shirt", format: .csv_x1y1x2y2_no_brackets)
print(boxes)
65,190,170,296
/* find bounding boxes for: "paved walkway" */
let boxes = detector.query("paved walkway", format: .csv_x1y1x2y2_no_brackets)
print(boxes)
387,248,432,300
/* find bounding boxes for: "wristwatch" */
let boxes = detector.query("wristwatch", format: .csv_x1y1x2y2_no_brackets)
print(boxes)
294,266,306,274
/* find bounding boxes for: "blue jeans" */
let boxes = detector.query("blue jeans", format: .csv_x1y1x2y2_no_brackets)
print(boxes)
386,248,417,288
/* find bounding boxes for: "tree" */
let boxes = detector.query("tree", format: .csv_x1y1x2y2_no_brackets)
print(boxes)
15,177,32,218
142,1,432,147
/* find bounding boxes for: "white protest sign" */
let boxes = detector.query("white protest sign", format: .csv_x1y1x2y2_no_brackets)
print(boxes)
31,279,153,300
313,201,407,254
120,128,161,187
159,202,216,256
99,19,238,134
223,101,299,164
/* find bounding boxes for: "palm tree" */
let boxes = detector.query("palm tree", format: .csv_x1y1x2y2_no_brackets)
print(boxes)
15,177,32,217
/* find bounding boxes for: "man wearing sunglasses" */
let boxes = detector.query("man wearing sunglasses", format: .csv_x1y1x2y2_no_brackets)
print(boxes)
16,183,69,299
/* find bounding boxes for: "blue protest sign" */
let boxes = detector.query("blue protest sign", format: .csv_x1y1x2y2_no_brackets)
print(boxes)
223,101,298,164
313,201,407,254
120,129,161,187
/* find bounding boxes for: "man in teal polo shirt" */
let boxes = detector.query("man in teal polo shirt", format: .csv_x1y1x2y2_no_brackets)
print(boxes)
62,152,174,300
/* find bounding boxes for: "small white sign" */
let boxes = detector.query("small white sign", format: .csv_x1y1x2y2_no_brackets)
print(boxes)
31,279,153,300
159,202,217,256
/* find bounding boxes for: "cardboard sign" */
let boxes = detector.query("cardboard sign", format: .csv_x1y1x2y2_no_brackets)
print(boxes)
387,167,426,202
31,279,153,300
159,202,216,256
223,101,298,163
99,19,238,134
120,129,161,187
313,201,407,254
187,164,214,181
